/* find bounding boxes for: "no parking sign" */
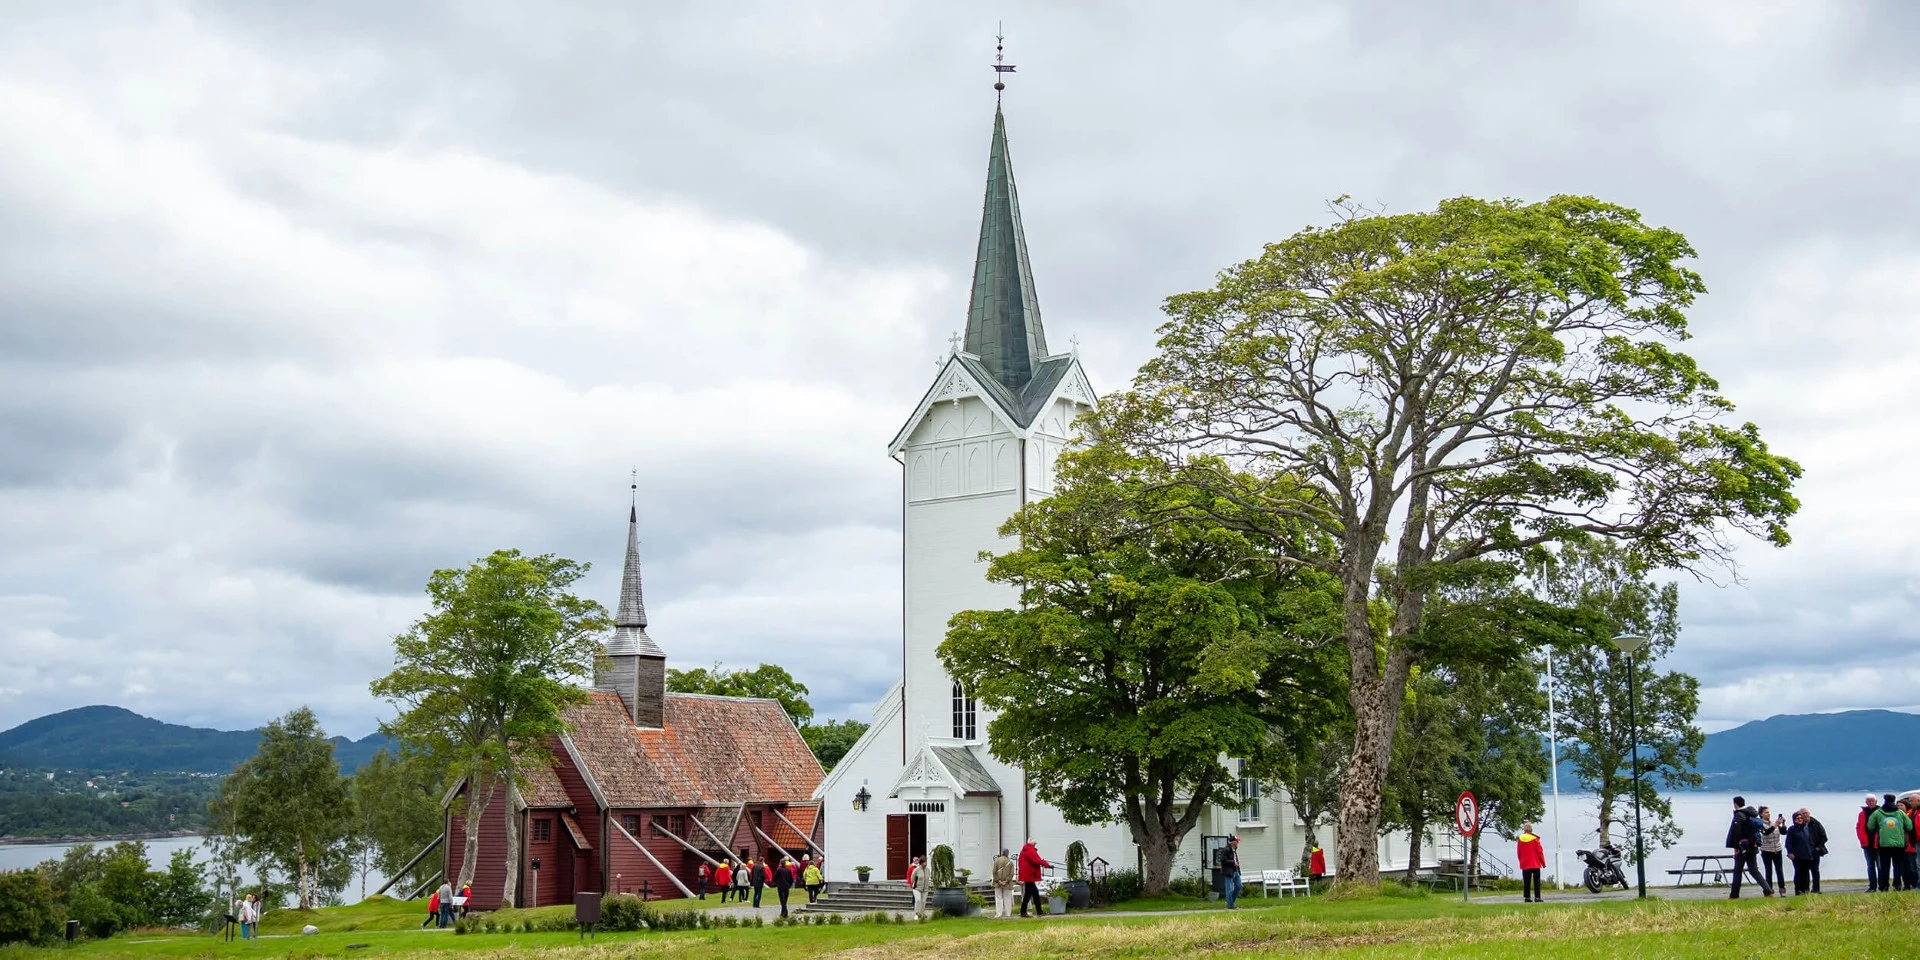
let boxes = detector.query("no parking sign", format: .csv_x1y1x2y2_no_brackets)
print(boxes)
1454,791,1479,837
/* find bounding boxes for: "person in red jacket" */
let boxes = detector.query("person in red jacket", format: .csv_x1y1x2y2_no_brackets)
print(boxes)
1017,837,1051,918
1515,822,1547,902
1308,845,1327,885
714,860,733,903
1857,794,1881,893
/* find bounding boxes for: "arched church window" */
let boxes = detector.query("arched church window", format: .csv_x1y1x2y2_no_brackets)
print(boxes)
951,682,977,741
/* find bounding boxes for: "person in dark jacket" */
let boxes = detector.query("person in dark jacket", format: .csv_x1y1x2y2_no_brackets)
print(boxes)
1784,810,1818,895
1728,803,1772,898
1798,808,1828,893
1856,794,1881,892
748,856,766,907
773,856,796,917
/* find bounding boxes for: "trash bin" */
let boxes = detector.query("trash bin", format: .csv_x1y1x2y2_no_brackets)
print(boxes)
66,920,79,941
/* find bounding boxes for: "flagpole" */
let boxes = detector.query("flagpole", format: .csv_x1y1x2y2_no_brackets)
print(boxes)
1546,651,1564,890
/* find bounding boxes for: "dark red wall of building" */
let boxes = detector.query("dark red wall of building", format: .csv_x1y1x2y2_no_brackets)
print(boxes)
445,784,512,911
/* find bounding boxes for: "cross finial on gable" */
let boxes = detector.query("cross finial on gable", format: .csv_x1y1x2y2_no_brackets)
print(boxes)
1069,333,1081,357
948,330,963,355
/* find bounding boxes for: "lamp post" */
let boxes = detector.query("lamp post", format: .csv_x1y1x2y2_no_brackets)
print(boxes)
1546,652,1564,890
1613,633,1649,899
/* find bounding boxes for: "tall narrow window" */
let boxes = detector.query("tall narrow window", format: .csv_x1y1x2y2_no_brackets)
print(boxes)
532,818,552,842
1237,760,1262,823
951,682,977,740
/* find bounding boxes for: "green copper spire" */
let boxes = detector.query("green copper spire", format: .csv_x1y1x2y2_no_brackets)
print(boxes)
963,104,1048,391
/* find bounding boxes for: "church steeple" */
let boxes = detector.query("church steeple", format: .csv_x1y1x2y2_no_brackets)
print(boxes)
963,103,1049,393
595,490,667,728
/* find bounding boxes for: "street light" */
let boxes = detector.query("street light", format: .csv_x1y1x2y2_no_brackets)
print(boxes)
1612,633,1649,899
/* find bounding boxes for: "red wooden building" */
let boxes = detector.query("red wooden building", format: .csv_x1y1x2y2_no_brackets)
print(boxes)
443,505,825,909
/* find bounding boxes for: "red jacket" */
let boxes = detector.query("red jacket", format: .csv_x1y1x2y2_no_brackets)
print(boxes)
1309,848,1326,877
1516,833,1546,871
1859,808,1874,848
1017,843,1050,883
714,864,732,886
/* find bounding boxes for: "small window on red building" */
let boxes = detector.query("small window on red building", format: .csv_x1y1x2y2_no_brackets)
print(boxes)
622,814,640,835
532,818,551,842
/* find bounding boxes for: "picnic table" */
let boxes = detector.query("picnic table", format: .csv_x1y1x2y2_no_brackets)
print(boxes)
1667,855,1734,886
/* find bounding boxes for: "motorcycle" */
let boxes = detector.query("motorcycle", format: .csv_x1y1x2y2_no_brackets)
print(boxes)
1575,843,1629,893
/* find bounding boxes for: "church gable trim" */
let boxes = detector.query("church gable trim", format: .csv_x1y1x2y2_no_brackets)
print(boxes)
888,746,959,798
888,355,1029,456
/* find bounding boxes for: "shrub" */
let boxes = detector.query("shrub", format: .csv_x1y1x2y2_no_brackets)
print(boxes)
598,894,652,932
0,870,63,945
1165,868,1210,899
930,845,956,887
1090,869,1142,907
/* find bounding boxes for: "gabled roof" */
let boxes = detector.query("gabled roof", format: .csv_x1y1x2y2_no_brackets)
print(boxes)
891,743,1003,798
812,682,902,801
964,105,1048,394
886,352,1095,456
765,804,819,850
565,691,822,809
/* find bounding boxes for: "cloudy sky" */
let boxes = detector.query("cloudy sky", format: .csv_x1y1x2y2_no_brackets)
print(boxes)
2,0,1915,740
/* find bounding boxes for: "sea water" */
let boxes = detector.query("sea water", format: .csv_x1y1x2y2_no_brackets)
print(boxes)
1532,790,1885,885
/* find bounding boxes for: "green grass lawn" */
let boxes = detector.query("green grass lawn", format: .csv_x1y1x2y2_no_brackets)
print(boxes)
9,889,1918,960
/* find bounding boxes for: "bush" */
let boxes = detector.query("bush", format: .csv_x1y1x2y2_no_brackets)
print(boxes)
1090,869,1142,907
598,894,651,932
930,845,956,887
0,870,62,945
1165,869,1210,899
1065,842,1089,881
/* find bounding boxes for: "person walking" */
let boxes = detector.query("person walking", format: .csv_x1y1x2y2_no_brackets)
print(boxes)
773,856,796,917
458,883,471,919
735,857,751,902
1221,836,1244,909
1516,823,1546,902
697,861,710,900
803,858,824,904
1802,808,1828,893
1758,807,1786,890
436,879,456,927
1726,801,1771,898
422,888,439,929
748,857,766,908
908,855,931,920
991,848,1016,918
1785,809,1817,896
714,859,733,904
1867,794,1910,892
1017,838,1051,918
1857,794,1881,892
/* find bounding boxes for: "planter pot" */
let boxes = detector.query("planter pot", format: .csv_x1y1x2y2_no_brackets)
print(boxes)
931,887,970,917
1047,895,1066,915
856,872,871,883
1061,879,1091,909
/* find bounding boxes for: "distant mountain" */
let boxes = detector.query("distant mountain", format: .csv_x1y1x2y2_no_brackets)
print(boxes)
0,705,391,774
1549,709,1920,793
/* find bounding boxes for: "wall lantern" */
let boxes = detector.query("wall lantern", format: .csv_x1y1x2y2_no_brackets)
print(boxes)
853,787,872,811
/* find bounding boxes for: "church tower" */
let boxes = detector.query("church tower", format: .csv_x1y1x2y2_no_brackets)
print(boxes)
594,500,668,728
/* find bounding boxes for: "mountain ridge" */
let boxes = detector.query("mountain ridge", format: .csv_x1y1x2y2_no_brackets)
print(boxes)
0,705,391,773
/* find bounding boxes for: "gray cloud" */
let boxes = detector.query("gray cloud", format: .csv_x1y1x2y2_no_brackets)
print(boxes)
1,0,1916,738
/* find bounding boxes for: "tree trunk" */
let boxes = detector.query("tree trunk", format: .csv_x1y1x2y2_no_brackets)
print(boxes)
1139,831,1177,895
500,780,521,909
1336,649,1413,885
460,780,496,891
1404,814,1424,884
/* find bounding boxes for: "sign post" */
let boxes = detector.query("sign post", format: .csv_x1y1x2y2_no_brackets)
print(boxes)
1454,791,1479,903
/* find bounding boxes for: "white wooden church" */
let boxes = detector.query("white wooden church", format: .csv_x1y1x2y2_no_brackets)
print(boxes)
810,92,1443,885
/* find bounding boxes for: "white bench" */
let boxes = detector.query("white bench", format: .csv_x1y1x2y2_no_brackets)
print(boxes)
1260,868,1310,897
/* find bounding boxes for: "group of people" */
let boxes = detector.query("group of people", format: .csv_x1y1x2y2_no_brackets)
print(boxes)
421,881,471,927
903,837,1054,919
1856,792,1919,892
1723,796,1830,898
697,852,824,917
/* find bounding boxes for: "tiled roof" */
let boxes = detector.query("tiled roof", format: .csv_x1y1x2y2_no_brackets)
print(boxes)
520,760,573,808
559,811,591,849
564,691,823,808
766,804,818,850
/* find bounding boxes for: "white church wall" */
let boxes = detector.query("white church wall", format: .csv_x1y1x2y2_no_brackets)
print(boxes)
813,692,904,883
901,480,1021,753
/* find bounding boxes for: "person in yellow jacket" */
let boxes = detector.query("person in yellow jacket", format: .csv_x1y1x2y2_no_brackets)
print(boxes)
802,859,824,903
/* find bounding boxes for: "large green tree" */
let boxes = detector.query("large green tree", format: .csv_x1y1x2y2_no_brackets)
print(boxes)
801,719,869,772
1113,195,1799,882
371,549,609,908
213,708,355,909
349,748,448,897
940,443,1345,893
1533,539,1703,852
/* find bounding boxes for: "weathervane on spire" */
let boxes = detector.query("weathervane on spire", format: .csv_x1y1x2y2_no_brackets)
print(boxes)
630,467,638,507
992,22,1016,100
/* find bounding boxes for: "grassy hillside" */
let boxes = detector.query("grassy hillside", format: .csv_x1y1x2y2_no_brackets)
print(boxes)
0,706,390,774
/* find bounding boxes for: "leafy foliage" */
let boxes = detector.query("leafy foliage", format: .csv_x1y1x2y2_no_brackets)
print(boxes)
371,549,610,907
930,844,957,887
211,708,355,909
668,663,815,726
941,442,1345,893
350,748,449,882
800,719,869,772
1115,195,1799,882
0,869,62,944
1531,538,1703,852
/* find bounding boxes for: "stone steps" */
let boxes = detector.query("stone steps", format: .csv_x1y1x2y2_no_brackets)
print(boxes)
799,881,995,914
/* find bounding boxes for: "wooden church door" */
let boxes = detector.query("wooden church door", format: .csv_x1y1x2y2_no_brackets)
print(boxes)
886,815,910,880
